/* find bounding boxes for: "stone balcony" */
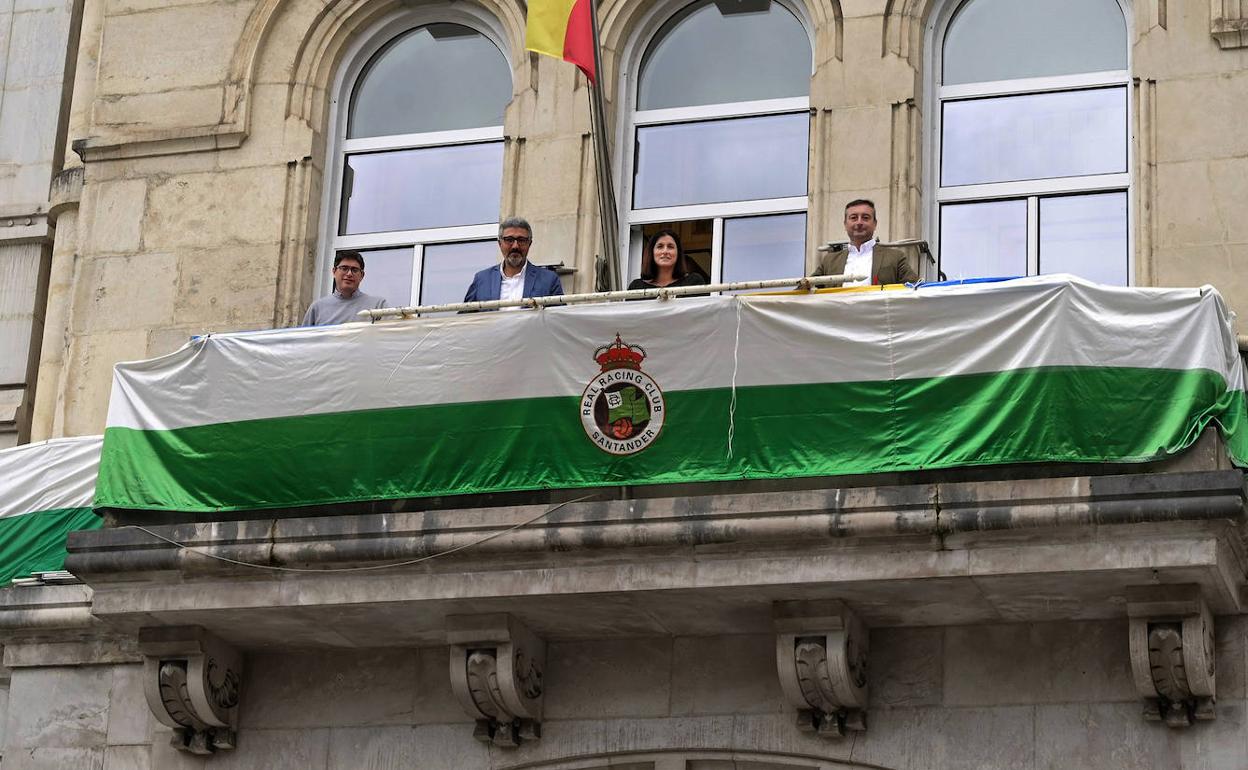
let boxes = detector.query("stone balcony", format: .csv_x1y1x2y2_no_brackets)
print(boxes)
56,457,1245,652
0,433,1242,761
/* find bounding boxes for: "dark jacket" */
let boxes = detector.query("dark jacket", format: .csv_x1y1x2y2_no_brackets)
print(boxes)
463,263,564,305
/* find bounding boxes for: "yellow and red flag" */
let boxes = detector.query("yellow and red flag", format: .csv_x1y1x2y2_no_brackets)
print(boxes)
525,0,596,83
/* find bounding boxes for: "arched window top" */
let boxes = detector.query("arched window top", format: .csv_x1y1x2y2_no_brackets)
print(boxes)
348,23,511,138
942,0,1126,86
637,0,811,111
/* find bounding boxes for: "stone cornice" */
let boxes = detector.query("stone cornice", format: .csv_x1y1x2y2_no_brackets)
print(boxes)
0,210,51,245
71,128,247,163
0,584,95,634
69,469,1246,581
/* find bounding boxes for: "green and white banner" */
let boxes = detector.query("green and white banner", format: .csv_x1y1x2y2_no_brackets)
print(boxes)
96,276,1248,513
0,436,103,583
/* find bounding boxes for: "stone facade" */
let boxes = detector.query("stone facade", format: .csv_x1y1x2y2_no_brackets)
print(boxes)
0,0,77,446
3,619,1248,770
6,0,1246,441
2,0,1248,768
0,446,1238,768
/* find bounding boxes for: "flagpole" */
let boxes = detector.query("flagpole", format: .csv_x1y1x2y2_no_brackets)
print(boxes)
586,0,622,291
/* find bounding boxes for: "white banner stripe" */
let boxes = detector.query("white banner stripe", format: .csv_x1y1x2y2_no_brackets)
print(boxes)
105,277,1246,432
0,436,101,518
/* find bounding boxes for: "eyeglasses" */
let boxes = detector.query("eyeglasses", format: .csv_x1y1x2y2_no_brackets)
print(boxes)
500,236,531,245
334,265,363,275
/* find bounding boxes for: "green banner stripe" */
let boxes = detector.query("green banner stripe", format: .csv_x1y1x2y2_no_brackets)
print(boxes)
0,508,102,584
95,366,1247,513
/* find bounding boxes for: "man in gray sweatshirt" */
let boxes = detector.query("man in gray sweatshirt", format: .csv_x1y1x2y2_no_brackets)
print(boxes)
303,251,389,326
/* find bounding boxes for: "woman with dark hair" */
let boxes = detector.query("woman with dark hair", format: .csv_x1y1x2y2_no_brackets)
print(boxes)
628,228,708,292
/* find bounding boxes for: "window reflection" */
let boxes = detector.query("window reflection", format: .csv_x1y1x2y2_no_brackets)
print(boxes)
638,0,811,110
347,247,412,307
943,0,1126,85
939,200,1027,281
421,241,500,306
634,113,809,209
721,213,806,286
340,142,504,235
941,88,1126,187
349,25,511,138
1039,192,1128,285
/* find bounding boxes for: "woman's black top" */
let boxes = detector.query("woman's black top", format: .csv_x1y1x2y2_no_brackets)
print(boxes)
627,273,709,296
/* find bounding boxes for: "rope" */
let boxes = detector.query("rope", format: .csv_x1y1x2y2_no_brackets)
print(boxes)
123,494,596,574
727,298,743,459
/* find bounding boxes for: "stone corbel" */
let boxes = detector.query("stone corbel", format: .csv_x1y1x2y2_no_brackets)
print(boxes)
774,600,869,738
1127,585,1216,728
139,626,243,755
447,614,545,747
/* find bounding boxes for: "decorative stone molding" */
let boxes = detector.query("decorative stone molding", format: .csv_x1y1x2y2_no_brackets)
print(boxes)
774,600,869,738
139,626,243,755
48,167,84,224
1212,0,1248,48
0,210,51,246
71,130,246,163
1127,585,1216,728
447,614,546,747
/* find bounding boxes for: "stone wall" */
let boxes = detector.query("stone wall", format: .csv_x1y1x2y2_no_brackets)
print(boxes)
0,0,77,446
24,0,1248,441
1,618,1244,769
1133,0,1248,310
17,1,1248,440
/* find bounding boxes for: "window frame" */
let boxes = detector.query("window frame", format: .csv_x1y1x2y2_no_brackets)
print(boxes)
316,5,512,303
614,0,815,285
923,0,1134,283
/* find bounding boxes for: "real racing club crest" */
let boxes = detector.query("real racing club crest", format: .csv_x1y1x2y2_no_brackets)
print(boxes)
581,334,665,455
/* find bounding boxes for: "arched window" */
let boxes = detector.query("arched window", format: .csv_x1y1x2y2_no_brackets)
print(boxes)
321,16,512,308
623,0,813,285
933,0,1131,284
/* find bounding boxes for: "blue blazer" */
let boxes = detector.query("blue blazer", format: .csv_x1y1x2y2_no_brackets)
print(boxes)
463,263,565,304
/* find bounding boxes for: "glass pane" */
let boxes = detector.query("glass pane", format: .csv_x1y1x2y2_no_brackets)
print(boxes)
634,113,808,209
349,25,511,138
421,240,500,306
942,88,1126,187
340,142,503,235
346,247,412,307
639,0,811,110
721,213,806,286
1039,192,1128,285
939,200,1026,281
943,0,1126,85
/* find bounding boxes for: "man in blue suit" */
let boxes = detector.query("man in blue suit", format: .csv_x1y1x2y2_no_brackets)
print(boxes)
463,217,564,309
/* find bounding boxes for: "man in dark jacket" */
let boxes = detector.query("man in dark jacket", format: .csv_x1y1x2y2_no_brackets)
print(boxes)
463,217,564,309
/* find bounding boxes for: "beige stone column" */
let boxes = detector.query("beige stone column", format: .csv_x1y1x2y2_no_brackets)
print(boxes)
28,0,107,440
30,169,84,442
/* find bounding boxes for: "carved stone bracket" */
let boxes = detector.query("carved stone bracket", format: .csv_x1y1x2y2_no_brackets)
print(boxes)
1127,585,1216,728
447,614,545,747
774,600,869,738
139,626,243,755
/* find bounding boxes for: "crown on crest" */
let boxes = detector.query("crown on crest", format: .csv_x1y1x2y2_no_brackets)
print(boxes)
594,334,647,371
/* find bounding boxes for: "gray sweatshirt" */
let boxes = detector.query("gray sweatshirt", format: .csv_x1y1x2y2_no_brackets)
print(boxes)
302,290,389,326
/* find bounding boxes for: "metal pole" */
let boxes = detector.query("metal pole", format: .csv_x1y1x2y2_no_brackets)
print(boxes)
587,0,622,291
358,274,869,319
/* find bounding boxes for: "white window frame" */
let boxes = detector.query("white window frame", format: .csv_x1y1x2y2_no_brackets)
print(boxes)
614,0,815,284
316,5,512,301
923,0,1134,283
